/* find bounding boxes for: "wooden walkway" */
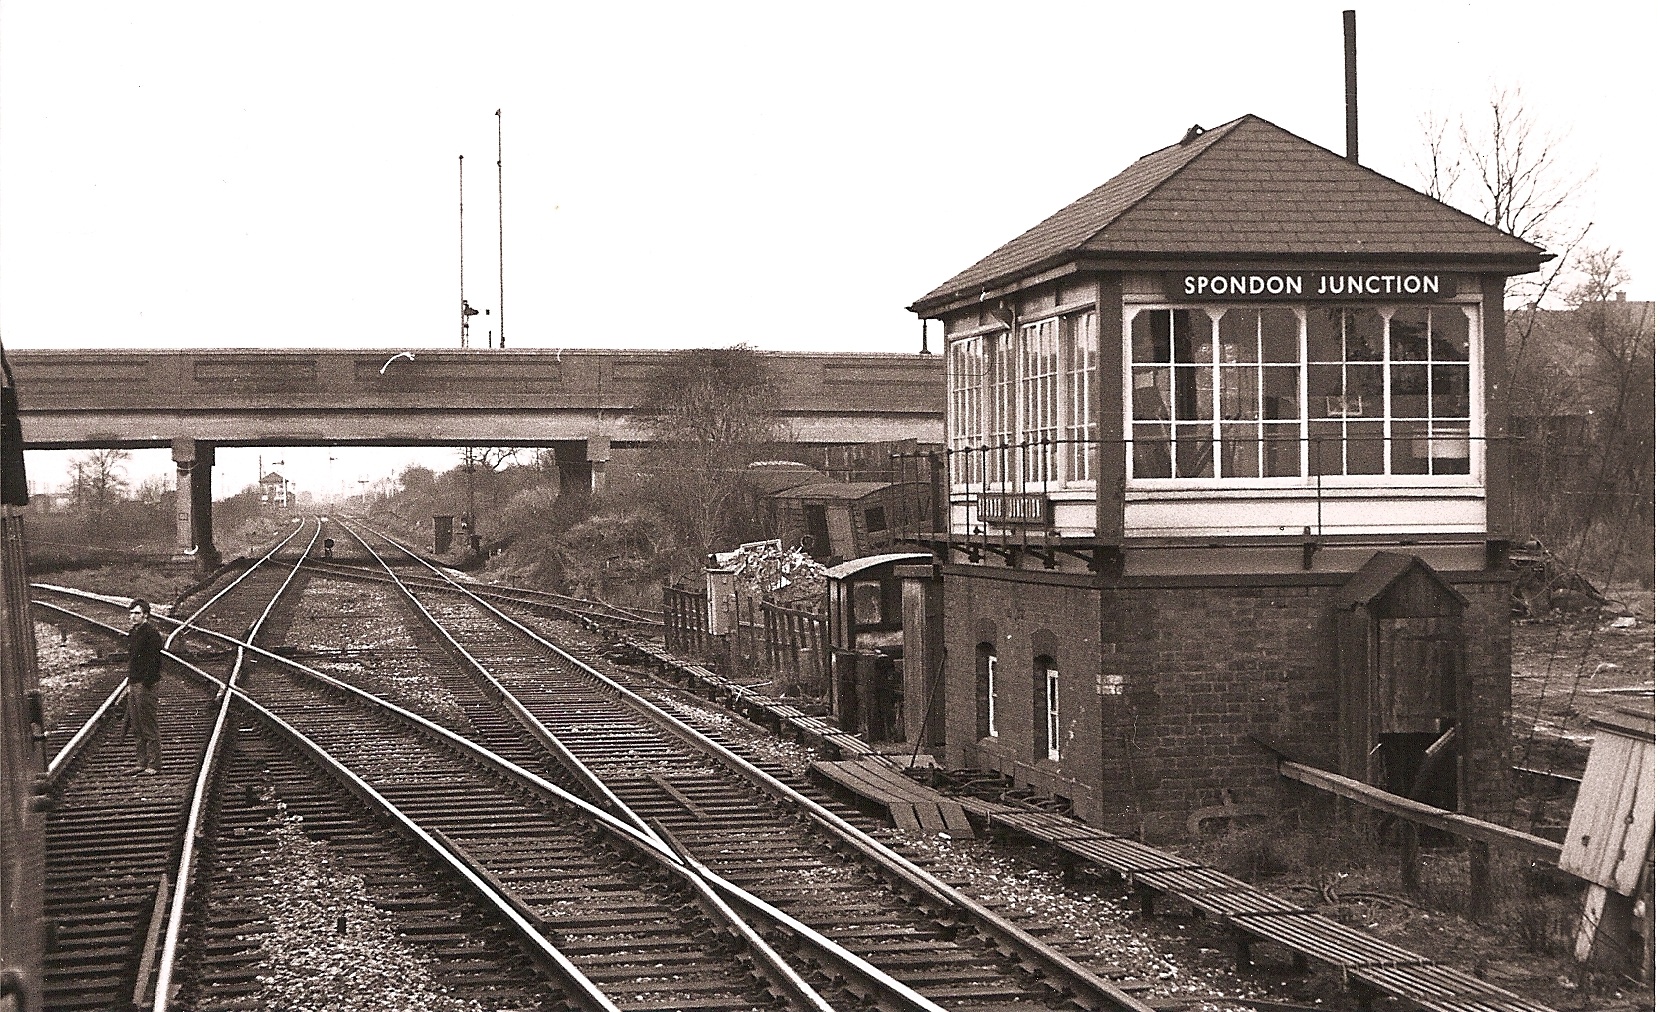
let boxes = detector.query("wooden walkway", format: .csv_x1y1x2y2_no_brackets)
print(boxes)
620,636,1556,1012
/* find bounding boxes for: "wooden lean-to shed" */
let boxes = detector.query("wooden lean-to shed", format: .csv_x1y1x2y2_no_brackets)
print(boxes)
1333,552,1468,810
1558,701,1654,975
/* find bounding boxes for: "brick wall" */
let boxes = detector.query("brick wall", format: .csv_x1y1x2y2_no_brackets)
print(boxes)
1457,578,1515,822
941,568,1105,824
941,565,1514,840
1099,580,1339,839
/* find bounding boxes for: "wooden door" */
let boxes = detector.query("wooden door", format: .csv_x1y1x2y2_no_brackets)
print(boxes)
1376,615,1459,734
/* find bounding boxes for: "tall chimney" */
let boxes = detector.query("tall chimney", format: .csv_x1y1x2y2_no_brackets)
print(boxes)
1343,10,1359,163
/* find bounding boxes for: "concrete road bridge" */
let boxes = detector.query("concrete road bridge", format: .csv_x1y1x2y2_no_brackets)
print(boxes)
10,347,943,565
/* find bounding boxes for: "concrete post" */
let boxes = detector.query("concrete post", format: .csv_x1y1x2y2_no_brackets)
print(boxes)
172,439,220,571
586,435,610,495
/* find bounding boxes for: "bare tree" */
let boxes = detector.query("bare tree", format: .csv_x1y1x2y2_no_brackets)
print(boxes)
1418,87,1594,304
637,345,784,560
1418,87,1604,413
68,448,130,524
1415,110,1462,204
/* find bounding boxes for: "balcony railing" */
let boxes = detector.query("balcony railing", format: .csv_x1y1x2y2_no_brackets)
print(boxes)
944,428,1478,490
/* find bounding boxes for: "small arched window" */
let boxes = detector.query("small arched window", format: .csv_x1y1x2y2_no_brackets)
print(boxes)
975,643,998,739
1034,655,1060,762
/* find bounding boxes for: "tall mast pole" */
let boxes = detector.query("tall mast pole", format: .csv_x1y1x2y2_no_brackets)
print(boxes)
458,154,467,348
496,109,505,349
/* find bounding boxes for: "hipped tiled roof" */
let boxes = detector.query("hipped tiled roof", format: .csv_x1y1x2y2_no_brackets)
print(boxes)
912,115,1547,313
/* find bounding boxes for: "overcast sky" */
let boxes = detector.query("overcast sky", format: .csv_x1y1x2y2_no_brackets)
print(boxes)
4,1,1653,494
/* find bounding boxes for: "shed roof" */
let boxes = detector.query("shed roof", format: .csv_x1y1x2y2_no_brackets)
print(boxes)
823,552,933,580
780,482,896,501
744,461,827,496
911,115,1547,313
1334,551,1468,610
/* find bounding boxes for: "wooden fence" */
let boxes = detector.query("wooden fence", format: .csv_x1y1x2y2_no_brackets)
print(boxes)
1277,756,1562,920
661,583,828,695
662,585,710,656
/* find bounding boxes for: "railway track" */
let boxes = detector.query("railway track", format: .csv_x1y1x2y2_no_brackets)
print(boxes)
32,532,606,1011
36,536,947,1009
33,518,1157,1010
323,519,1153,1010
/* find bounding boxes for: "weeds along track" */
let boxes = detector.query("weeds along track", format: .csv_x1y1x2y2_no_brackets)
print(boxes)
337,519,1152,1012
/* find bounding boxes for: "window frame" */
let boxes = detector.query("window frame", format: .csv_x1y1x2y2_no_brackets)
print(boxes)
975,643,999,740
945,306,1099,494
1036,656,1061,762
1123,300,1484,490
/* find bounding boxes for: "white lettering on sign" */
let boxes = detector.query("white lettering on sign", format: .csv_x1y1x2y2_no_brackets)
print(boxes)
977,492,1050,525
1169,272,1448,300
1315,274,1441,295
1184,274,1303,296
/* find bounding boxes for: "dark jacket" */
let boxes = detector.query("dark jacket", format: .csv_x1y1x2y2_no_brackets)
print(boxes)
128,622,164,687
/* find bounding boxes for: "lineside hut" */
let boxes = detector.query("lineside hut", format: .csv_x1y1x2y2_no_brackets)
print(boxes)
905,115,1548,839
824,553,932,744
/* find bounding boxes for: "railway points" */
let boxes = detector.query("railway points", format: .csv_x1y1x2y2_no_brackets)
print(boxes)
28,520,1172,1011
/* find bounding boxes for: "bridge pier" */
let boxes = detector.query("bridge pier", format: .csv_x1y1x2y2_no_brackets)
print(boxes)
556,436,610,497
172,439,220,571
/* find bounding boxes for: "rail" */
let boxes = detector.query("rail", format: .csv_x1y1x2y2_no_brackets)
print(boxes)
335,521,948,1012
346,521,1154,1012
31,592,626,1011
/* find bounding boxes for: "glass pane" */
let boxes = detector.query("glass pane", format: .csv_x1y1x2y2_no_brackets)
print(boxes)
1174,309,1209,364
1221,422,1260,477
1431,364,1469,417
1219,309,1260,363
1345,365,1384,415
1431,306,1470,361
1261,308,1300,362
1173,424,1214,478
1264,422,1302,476
1173,365,1213,420
1219,366,1260,420
1261,366,1300,421
1310,420,1345,475
1347,421,1385,474
1392,420,1431,475
1428,425,1471,475
1391,361,1429,399
1308,364,1344,416
1131,367,1170,420
1348,309,1386,361
1307,307,1343,361
1391,307,1430,361
852,581,883,625
1132,422,1172,479
1131,310,1169,363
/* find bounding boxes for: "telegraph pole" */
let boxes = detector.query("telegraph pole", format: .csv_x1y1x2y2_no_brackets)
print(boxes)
496,109,505,349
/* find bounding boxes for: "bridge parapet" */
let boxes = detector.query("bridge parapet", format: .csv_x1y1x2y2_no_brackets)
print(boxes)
10,348,944,449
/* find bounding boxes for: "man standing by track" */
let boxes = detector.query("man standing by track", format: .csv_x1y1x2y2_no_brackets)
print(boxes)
126,598,164,775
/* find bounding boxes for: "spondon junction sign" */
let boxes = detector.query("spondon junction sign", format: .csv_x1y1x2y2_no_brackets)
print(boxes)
1168,272,1450,299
